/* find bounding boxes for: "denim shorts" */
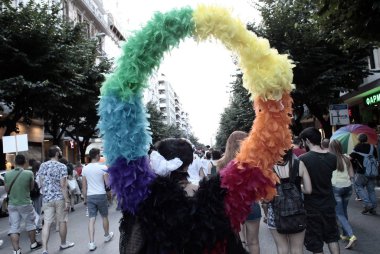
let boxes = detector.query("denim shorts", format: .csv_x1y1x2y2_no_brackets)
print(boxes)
87,194,108,218
8,204,36,235
246,202,262,221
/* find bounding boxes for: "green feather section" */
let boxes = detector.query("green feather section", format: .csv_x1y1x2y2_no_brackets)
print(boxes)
101,7,194,100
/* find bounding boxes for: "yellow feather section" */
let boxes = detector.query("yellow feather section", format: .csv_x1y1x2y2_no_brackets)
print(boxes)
193,5,295,100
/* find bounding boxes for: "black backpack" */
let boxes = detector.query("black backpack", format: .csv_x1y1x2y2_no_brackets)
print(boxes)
272,158,306,234
30,180,40,199
210,162,217,176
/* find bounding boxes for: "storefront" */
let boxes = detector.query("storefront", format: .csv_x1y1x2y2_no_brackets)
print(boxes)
0,119,45,169
342,76,380,129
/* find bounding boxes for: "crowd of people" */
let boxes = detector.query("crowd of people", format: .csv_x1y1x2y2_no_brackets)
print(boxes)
2,146,114,254
1,127,378,254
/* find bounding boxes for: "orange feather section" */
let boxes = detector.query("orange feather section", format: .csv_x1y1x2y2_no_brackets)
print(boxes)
221,93,293,231
236,93,293,182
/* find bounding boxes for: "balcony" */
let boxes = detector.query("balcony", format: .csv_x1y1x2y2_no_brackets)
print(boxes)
77,0,110,35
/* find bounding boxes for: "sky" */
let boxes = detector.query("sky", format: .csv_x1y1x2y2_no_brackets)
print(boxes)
107,0,261,145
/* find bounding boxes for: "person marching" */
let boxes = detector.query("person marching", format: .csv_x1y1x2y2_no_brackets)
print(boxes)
82,148,114,251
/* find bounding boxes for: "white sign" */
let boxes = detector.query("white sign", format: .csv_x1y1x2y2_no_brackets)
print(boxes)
2,134,29,153
329,104,350,126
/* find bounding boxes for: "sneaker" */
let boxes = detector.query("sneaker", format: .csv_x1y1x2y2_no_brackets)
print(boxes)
104,232,114,242
30,241,42,250
345,235,357,249
13,249,21,254
41,251,48,254
369,208,377,215
340,235,349,241
88,242,96,251
59,241,75,250
0,239,3,247
355,197,362,201
361,206,371,214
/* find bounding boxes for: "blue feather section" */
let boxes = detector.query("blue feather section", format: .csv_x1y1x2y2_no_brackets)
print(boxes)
97,93,152,164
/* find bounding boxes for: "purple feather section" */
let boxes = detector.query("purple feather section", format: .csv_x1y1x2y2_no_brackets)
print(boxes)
108,156,156,214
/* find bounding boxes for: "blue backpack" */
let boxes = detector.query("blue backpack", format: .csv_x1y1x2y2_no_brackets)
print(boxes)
354,145,379,178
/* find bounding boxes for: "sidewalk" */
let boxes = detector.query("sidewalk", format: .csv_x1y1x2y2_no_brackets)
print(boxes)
260,188,380,253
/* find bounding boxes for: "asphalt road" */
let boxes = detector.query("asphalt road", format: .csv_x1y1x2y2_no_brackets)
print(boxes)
0,190,379,254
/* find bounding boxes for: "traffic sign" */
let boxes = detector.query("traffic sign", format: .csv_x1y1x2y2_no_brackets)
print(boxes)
329,104,350,126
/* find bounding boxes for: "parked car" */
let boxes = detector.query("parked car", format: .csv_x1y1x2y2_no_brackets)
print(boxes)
0,170,8,216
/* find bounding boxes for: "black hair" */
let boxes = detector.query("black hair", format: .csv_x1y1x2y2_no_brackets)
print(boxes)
67,163,74,176
15,154,26,166
28,159,36,167
358,133,368,143
59,158,68,165
89,148,101,160
48,145,61,158
205,151,211,160
292,136,302,146
156,138,193,184
156,138,193,171
299,127,321,146
211,150,222,160
32,161,41,175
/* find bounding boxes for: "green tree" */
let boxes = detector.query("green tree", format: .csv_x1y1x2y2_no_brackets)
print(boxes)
251,0,372,137
317,0,380,46
65,59,112,162
215,72,255,149
146,101,167,144
0,1,111,165
162,124,184,139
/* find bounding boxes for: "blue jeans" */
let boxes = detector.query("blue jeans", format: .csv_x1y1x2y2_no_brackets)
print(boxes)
333,186,353,237
354,174,377,209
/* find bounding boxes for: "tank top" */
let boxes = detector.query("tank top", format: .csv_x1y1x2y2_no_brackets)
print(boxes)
331,156,351,188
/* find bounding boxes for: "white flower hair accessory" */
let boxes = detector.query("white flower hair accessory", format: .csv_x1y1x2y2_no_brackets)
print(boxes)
149,150,183,176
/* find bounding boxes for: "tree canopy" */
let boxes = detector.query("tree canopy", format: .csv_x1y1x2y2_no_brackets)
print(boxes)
317,0,380,46
0,0,111,163
249,0,372,137
215,72,255,149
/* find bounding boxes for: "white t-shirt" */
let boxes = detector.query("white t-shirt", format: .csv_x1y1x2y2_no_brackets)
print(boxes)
200,158,210,176
187,154,202,185
82,163,108,196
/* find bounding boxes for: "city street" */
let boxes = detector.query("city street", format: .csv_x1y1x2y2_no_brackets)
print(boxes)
0,190,379,254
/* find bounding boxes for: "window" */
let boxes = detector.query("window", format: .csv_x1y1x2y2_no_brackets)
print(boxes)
77,12,83,23
369,51,376,69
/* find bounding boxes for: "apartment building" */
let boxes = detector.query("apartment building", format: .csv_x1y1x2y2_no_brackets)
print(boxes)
144,74,192,136
1,0,126,165
12,0,125,57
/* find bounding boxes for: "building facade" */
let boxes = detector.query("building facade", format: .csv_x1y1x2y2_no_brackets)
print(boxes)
341,48,380,130
1,0,126,166
144,74,193,136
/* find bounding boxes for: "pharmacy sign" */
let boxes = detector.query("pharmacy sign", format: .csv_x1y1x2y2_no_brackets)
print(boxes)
364,92,380,106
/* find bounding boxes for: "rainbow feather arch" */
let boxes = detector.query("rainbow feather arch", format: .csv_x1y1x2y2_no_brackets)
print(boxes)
98,5,294,229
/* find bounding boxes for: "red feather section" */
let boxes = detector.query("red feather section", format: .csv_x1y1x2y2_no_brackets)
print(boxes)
220,160,277,231
207,240,226,254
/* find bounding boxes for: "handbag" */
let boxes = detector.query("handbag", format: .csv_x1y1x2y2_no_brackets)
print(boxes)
2,169,23,213
354,173,368,186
